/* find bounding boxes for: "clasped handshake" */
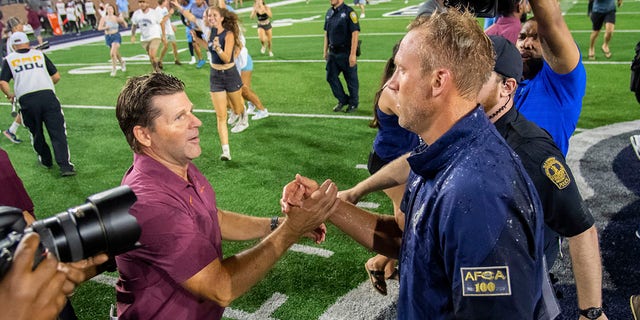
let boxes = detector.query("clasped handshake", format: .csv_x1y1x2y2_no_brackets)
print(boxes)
279,174,345,244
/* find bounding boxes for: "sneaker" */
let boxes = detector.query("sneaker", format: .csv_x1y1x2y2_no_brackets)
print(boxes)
175,60,182,65
333,103,346,112
247,101,256,115
220,151,231,161
196,59,206,69
3,130,21,143
345,105,358,113
61,169,77,177
110,68,117,77
360,13,365,18
231,113,249,133
227,112,239,125
631,295,640,320
630,135,640,160
121,60,126,72
252,109,269,120
269,51,274,57
37,158,52,169
189,56,197,65
260,46,266,54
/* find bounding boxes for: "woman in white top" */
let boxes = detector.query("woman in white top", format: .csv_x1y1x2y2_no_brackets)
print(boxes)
97,4,127,76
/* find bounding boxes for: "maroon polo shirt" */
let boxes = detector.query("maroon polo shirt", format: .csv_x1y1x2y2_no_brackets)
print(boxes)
0,148,34,218
116,153,224,319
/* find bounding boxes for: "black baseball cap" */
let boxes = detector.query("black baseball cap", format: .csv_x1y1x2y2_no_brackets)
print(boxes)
489,35,523,81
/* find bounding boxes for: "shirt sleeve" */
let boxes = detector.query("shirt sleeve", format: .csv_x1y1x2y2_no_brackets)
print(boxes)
44,54,58,76
516,142,595,236
0,59,12,82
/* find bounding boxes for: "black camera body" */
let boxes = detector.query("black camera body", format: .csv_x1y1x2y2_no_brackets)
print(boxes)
0,186,141,279
444,0,499,17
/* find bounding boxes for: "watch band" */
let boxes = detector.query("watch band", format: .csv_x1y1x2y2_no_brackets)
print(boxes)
270,216,279,231
578,307,603,319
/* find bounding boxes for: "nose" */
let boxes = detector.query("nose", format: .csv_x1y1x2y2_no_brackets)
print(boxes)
387,70,400,92
191,113,202,127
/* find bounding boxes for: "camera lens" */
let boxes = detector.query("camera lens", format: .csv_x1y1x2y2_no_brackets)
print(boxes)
30,186,140,263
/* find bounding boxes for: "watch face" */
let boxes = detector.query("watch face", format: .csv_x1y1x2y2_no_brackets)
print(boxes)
586,308,603,319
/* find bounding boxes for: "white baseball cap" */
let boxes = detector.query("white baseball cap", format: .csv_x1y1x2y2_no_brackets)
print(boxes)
10,32,29,45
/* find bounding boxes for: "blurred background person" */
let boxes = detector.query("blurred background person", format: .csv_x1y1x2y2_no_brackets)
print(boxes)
250,0,273,56
588,0,622,60
97,4,127,76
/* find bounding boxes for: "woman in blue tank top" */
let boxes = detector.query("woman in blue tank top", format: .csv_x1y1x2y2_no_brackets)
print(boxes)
364,43,419,296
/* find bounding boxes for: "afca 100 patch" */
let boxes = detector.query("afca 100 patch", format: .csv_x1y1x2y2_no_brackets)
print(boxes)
460,266,511,296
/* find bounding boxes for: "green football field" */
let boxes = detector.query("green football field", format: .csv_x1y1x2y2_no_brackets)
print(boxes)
2,0,640,318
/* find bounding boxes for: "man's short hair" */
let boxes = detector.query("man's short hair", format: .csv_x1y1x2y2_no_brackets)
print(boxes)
116,73,185,153
408,10,494,101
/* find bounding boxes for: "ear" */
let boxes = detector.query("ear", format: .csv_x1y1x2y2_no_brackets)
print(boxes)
431,69,450,97
501,78,518,97
133,125,152,149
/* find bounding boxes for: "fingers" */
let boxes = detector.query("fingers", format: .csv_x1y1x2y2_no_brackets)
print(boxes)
295,174,320,195
13,233,42,274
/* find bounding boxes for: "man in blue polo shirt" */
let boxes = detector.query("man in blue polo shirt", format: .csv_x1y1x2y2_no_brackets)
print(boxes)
514,0,587,156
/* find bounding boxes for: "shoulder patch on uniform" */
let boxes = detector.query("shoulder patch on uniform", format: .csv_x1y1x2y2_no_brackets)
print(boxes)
350,11,358,23
460,266,511,296
542,156,570,189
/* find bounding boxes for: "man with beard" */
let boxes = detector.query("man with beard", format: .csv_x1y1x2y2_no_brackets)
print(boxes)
514,0,587,156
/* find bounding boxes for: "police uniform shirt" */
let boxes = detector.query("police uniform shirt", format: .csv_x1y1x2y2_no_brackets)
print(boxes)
495,107,594,237
324,3,360,50
0,48,57,100
398,107,545,319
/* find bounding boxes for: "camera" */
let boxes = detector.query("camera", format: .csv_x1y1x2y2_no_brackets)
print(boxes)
0,186,141,279
444,0,499,17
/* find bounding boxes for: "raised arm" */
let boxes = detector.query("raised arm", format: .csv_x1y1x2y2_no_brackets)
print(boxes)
529,0,580,74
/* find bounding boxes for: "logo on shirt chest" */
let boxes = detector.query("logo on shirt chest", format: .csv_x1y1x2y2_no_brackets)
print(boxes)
10,55,44,73
460,266,511,296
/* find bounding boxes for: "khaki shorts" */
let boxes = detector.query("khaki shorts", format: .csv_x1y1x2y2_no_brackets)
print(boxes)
141,38,162,53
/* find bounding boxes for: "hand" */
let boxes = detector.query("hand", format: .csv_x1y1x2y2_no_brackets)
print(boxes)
282,179,339,236
303,223,327,244
0,233,67,320
280,174,319,213
5,93,14,102
337,187,361,204
56,253,109,296
349,54,357,67
213,37,220,48
323,51,327,61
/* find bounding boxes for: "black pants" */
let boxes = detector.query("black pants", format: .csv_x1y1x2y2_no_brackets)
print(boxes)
19,90,74,172
326,51,359,107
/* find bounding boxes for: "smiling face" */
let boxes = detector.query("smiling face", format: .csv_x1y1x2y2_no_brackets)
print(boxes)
140,92,203,168
138,0,149,10
207,8,223,28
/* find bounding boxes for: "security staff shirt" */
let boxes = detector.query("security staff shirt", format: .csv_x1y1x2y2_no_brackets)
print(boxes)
495,107,594,237
324,3,360,49
398,107,545,319
0,48,56,100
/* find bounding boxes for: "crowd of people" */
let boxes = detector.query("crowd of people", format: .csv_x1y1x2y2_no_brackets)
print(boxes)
0,0,638,318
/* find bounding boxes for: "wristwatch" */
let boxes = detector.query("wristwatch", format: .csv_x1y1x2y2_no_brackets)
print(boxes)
579,307,603,319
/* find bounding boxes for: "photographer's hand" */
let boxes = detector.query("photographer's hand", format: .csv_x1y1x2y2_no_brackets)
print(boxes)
57,253,109,296
0,233,67,320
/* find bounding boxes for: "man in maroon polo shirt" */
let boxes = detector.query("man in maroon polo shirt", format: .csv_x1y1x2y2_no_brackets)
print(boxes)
114,73,337,320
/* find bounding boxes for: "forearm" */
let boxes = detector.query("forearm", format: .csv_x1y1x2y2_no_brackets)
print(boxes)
0,81,11,97
329,200,402,258
353,153,410,198
219,209,281,240
567,226,604,310
529,0,579,73
350,31,358,57
218,222,301,305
